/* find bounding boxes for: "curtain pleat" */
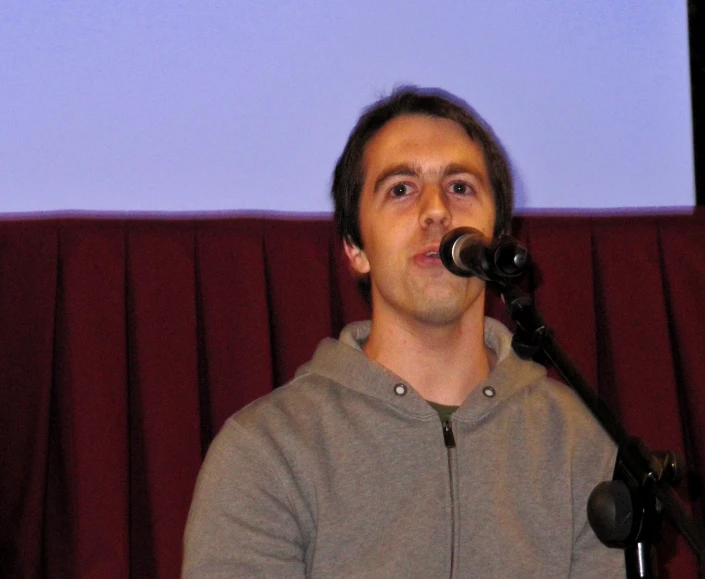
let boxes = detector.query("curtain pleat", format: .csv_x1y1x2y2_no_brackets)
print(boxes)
659,219,705,516
263,219,335,387
0,213,703,578
0,224,57,579
44,224,130,578
195,219,274,439
126,225,203,579
592,222,683,445
526,219,599,387
592,220,699,578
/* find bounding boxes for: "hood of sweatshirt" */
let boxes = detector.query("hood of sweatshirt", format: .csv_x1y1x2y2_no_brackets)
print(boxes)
296,317,548,425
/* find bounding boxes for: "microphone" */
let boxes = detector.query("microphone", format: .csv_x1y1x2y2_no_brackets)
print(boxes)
439,227,530,282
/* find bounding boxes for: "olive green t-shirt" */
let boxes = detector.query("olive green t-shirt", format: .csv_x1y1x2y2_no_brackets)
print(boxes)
427,401,459,423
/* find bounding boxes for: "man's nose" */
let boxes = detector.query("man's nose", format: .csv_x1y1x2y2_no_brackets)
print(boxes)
419,186,451,228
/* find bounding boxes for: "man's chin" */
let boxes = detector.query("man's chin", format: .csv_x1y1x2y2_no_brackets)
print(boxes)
409,299,474,327
411,286,486,326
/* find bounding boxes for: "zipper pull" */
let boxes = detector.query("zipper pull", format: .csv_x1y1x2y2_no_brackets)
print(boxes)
442,420,456,448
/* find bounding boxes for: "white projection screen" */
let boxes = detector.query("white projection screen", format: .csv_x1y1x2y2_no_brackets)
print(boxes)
0,1,695,214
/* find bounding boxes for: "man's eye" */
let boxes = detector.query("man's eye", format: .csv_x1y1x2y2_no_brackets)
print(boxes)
390,183,411,197
450,182,473,195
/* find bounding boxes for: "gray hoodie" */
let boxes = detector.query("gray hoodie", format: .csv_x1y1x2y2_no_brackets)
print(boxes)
183,318,624,578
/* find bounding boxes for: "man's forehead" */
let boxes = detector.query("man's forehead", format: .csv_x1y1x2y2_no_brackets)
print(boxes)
362,115,487,180
368,114,478,151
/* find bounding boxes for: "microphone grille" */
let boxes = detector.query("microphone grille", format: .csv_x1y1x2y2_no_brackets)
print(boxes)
439,227,484,277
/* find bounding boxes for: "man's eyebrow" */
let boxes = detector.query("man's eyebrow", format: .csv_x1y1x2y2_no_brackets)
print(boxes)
443,162,490,189
443,163,483,179
373,164,418,193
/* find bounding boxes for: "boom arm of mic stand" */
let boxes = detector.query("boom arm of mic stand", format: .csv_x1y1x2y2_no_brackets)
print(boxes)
499,283,705,573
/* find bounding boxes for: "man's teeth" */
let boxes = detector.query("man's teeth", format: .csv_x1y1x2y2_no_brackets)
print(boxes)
426,251,439,257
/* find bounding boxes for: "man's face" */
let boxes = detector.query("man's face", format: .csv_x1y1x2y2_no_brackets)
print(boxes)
345,114,496,327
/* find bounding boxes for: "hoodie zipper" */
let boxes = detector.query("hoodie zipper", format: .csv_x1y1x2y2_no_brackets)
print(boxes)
442,420,456,578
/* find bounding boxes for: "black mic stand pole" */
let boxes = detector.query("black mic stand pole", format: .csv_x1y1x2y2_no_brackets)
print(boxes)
497,281,705,578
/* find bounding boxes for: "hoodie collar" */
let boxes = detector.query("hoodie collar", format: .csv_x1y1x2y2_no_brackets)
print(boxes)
300,317,547,422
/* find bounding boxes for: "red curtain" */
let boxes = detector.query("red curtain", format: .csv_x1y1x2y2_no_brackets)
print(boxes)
1,212,703,578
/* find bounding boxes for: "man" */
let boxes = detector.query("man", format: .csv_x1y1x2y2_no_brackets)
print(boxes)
182,87,624,577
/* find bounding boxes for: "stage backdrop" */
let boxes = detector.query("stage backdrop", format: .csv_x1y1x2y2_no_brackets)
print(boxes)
0,1,694,213
1,211,704,578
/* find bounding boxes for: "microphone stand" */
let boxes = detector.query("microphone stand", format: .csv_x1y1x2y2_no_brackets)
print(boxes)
497,280,705,577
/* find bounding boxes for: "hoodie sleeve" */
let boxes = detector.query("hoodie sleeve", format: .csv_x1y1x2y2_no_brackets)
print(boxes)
182,419,308,579
569,416,625,578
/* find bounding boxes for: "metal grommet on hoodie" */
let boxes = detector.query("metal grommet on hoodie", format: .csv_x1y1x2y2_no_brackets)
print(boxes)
394,383,407,396
483,386,496,398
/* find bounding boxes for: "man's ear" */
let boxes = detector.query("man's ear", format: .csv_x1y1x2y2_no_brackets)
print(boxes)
343,240,370,275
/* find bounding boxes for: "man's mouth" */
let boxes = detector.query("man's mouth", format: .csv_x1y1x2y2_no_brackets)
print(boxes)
415,244,444,265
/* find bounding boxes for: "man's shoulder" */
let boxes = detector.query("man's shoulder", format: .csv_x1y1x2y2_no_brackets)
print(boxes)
225,330,357,418
225,365,341,432
514,373,617,465
525,374,603,427
522,372,586,408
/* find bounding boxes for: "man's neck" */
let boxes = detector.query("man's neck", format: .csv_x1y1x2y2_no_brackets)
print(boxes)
362,307,493,407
